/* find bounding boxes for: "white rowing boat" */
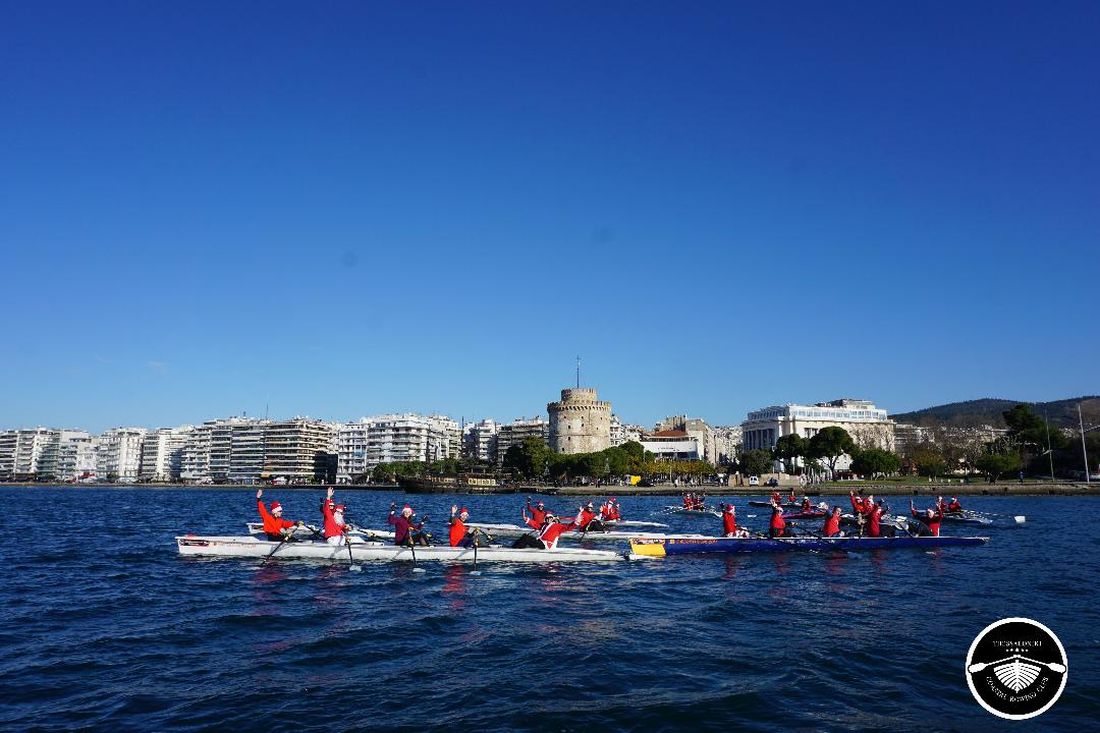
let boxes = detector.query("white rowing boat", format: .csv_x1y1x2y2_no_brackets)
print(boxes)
179,535,627,563
466,522,711,543
246,522,395,540
606,520,669,529
662,505,721,517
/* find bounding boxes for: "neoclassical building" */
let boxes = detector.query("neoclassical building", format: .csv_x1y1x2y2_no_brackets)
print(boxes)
547,387,612,454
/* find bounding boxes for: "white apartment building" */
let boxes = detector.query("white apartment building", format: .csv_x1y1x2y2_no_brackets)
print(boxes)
337,420,372,482
711,426,742,466
262,418,337,483
180,423,213,483
463,418,499,463
95,428,148,482
140,426,193,482
56,430,97,481
609,415,645,446
11,428,60,478
741,399,896,473
495,417,549,465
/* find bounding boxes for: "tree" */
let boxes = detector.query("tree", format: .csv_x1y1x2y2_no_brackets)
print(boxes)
975,452,1022,482
850,448,901,478
910,444,948,478
739,449,773,477
806,427,855,478
772,434,806,474
503,437,552,480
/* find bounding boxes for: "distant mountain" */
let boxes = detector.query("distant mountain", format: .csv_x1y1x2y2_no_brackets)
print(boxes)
891,396,1100,429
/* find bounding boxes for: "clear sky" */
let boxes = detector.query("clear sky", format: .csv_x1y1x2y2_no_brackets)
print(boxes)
2,1,1097,432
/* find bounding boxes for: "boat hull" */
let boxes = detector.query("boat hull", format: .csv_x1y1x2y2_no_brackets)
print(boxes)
467,522,707,543
630,535,989,557
178,535,624,563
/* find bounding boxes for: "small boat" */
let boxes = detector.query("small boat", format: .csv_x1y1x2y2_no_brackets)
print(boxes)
629,535,989,557
663,505,721,517
941,511,993,525
178,535,626,563
606,520,669,529
782,509,827,520
246,522,395,540
466,522,707,543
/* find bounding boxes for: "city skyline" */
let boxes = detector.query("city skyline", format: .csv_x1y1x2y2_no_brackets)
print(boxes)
3,3,1098,432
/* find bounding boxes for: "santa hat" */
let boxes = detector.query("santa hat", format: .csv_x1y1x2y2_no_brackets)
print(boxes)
270,501,282,511
459,507,469,514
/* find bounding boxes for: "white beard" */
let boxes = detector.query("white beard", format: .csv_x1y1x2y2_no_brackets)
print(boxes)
334,513,346,526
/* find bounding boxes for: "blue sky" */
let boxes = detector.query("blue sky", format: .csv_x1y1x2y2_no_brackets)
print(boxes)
2,1,1097,432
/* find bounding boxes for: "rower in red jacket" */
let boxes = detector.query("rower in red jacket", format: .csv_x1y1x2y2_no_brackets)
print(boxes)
849,490,866,514
521,507,541,530
448,505,477,547
320,487,351,546
787,488,797,504
537,514,577,549
771,490,782,506
769,503,787,538
800,496,812,512
526,497,548,525
947,496,963,513
822,506,842,537
721,504,740,537
256,488,301,540
604,498,622,521
910,500,944,536
576,502,602,531
863,499,883,537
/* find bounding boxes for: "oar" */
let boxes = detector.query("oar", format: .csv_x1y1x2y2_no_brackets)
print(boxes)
261,531,293,565
406,531,426,573
470,532,481,575
344,534,361,572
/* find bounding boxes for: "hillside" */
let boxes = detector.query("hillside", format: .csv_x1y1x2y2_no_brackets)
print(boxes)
891,396,1100,429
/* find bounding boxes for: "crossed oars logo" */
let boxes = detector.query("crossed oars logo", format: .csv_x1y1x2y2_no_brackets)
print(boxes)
967,655,1067,693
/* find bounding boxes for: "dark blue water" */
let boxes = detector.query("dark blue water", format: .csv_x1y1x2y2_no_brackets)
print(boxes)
0,488,1096,732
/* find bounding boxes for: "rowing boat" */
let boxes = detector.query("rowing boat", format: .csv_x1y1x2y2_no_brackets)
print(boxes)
179,535,626,563
245,522,395,540
748,501,801,509
782,510,827,520
663,505,721,517
629,535,989,557
941,512,993,525
606,520,669,529
466,522,709,543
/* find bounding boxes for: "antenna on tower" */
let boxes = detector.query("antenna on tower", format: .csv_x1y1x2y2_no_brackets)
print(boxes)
576,356,581,388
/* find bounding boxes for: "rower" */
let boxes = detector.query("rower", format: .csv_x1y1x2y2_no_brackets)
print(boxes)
910,500,944,536
604,497,621,521
526,497,548,525
256,488,302,541
521,507,541,530
769,503,787,538
771,490,782,506
947,496,963,513
787,488,796,504
863,498,883,538
537,513,577,549
448,505,479,548
599,498,613,521
849,490,866,514
822,506,842,537
800,496,812,512
388,502,429,546
320,487,350,546
575,502,604,532
721,503,741,537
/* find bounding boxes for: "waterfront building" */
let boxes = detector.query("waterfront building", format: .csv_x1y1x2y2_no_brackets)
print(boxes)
547,387,612,454
179,423,212,483
463,418,499,463
495,417,549,465
140,426,193,482
609,415,645,447
639,430,702,460
56,430,97,481
262,418,337,484
426,414,462,460
710,426,742,466
95,428,148,482
7,428,61,479
337,420,371,482
741,399,896,473
654,416,715,462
